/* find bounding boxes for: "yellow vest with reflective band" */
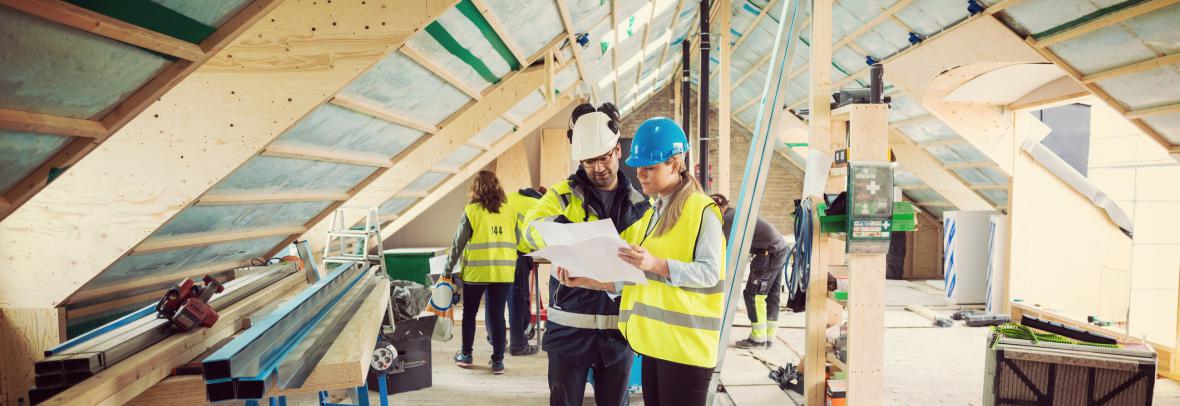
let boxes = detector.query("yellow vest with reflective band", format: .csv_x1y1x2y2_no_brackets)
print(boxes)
521,179,652,252
619,193,726,368
505,192,541,252
461,202,517,283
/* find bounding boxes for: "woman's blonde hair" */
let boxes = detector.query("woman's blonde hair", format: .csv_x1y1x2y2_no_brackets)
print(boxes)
652,154,704,237
470,170,506,213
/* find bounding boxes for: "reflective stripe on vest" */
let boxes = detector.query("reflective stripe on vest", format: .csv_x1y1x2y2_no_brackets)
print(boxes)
462,202,517,283
506,193,541,252
547,307,620,330
619,193,726,368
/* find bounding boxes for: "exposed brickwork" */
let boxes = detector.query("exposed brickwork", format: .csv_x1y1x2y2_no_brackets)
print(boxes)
619,84,803,232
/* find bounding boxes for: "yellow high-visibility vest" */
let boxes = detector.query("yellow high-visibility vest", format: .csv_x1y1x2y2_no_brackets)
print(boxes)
505,192,541,253
619,193,726,368
461,202,517,283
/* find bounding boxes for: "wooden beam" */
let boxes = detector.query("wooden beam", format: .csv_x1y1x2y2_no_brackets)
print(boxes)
717,0,731,194
891,113,937,129
400,44,483,101
196,192,350,205
63,260,250,304
330,95,440,134
502,114,524,127
429,165,462,174
803,1,833,404
970,184,1008,191
261,144,393,168
914,138,966,148
0,0,205,61
1126,102,1180,119
1031,0,1180,49
833,0,912,51
942,161,992,170
0,108,105,138
985,0,1025,15
470,0,528,64
1081,52,1180,84
632,0,659,90
611,0,621,104
395,190,431,198
655,0,690,78
728,0,779,57
555,0,598,102
546,51,556,103
133,225,306,255
0,306,65,406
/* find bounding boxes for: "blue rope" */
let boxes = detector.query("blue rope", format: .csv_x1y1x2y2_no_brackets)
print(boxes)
787,199,813,304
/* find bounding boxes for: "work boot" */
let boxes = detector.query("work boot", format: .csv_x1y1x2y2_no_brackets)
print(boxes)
454,351,473,367
509,344,540,356
734,338,771,349
490,360,506,375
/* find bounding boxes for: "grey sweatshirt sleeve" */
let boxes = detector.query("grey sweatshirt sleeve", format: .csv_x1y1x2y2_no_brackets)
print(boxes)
443,211,473,276
666,210,725,289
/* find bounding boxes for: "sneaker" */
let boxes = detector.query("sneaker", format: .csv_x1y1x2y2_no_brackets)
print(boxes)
509,344,540,356
454,351,473,367
734,338,771,349
490,360,505,375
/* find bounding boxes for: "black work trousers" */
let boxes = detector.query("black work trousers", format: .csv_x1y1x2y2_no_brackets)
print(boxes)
461,282,510,362
508,254,534,350
548,353,632,406
640,356,712,406
743,250,787,325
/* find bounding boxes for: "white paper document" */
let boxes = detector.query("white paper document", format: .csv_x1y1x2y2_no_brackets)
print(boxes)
527,220,648,284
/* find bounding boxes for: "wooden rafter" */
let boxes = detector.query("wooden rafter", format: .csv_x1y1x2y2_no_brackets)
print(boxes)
1126,102,1180,119
942,161,991,170
985,0,1025,15
1030,0,1180,49
555,0,599,102
132,225,307,255
62,260,249,304
611,0,622,103
655,0,689,77
914,137,966,148
0,0,282,222
1082,52,1180,84
330,95,441,134
400,44,484,101
632,0,659,91
833,0,913,51
0,108,106,138
196,192,351,206
470,0,528,65
261,144,394,168
1,0,205,61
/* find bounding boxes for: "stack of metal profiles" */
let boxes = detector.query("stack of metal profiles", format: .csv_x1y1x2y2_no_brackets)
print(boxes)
29,263,299,404
202,261,379,401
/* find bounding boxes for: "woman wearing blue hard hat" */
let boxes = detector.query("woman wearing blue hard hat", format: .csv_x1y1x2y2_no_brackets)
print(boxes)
615,117,726,405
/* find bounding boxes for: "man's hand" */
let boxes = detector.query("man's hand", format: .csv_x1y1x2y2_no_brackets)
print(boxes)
556,267,605,290
618,244,669,277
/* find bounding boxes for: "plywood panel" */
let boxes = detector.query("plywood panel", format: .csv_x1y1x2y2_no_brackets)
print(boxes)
496,140,532,191
0,1,457,308
0,307,63,406
539,128,571,188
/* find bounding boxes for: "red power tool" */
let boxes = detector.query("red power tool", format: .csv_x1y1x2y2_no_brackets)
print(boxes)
156,275,224,331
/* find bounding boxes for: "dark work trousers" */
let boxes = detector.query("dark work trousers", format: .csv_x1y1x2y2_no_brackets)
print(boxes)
743,250,787,326
461,282,510,362
508,253,534,350
548,352,632,406
640,356,712,406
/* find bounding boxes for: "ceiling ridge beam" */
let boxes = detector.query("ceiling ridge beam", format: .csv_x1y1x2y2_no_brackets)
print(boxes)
0,108,106,138
197,192,351,206
1081,52,1180,84
262,144,394,168
1,0,205,61
330,95,441,134
133,225,307,255
1031,0,1180,49
400,44,484,101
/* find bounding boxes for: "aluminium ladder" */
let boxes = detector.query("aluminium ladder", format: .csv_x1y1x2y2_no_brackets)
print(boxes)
322,206,388,274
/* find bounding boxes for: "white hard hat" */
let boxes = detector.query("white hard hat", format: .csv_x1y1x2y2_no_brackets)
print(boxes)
570,111,619,162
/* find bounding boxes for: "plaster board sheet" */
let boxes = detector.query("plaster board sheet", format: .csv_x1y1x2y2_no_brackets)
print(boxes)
379,196,419,218
566,0,611,34
273,104,426,158
404,171,450,194
484,0,564,59
1096,64,1180,110
1141,113,1180,144
980,188,1009,206
0,130,71,192
440,145,484,169
92,236,289,289
0,8,170,119
470,118,516,147
150,202,332,238
343,52,471,126
997,0,1123,37
505,91,548,123
151,0,252,27
408,30,495,92
211,156,378,195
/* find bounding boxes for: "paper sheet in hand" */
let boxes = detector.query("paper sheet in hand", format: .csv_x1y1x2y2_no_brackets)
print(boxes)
527,220,647,284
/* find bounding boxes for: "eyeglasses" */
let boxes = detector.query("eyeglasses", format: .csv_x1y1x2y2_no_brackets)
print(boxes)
580,149,616,169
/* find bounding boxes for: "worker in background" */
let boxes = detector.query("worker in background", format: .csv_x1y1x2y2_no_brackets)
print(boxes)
522,102,652,406
614,117,726,405
709,193,790,349
444,170,517,375
503,186,547,356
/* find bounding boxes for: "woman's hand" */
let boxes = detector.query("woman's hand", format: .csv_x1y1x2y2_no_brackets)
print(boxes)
618,244,669,277
556,267,605,290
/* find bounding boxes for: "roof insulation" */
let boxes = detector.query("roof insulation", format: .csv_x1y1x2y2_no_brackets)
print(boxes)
484,0,565,59
440,145,485,169
0,130,71,192
380,196,420,218
404,171,451,194
418,4,519,88
272,104,427,158
343,52,472,126
150,202,333,238
150,0,253,27
90,236,290,289
505,91,549,123
470,118,517,146
210,156,378,195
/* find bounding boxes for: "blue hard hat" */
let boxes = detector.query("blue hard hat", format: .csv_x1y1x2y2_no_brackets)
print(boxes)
625,117,689,167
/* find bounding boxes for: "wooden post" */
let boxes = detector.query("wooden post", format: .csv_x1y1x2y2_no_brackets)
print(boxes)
0,307,65,406
717,0,732,195
803,1,833,404
845,104,889,405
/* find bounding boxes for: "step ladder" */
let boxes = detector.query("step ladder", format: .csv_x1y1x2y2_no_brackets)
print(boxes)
322,206,388,273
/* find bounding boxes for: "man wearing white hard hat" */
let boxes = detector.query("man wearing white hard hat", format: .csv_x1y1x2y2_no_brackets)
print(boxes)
520,102,652,406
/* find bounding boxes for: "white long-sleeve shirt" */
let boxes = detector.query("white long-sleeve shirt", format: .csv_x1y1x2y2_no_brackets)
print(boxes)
645,196,725,289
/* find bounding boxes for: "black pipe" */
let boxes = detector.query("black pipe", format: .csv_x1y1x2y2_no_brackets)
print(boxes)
870,64,884,104
681,39,692,172
698,0,710,191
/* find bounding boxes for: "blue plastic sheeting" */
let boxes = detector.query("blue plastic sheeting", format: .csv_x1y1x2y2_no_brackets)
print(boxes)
379,196,419,218
0,8,170,119
151,0,253,27
151,202,333,238
0,130,71,192
211,156,378,195
272,104,426,159
90,236,289,289
342,52,471,126
404,172,450,194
